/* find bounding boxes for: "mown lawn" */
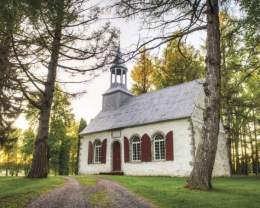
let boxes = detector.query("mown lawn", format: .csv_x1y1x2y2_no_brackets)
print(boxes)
102,176,260,208
0,176,65,208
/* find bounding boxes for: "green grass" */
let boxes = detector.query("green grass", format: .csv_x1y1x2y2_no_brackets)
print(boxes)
88,191,111,207
101,176,260,208
0,176,65,208
74,175,97,186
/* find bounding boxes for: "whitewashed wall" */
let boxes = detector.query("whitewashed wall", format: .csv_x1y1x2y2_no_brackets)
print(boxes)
79,131,112,174
79,94,230,177
79,119,194,176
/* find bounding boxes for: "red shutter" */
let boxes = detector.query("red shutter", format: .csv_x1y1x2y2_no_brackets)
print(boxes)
88,141,93,164
101,139,107,164
166,131,174,161
141,133,151,162
124,137,129,162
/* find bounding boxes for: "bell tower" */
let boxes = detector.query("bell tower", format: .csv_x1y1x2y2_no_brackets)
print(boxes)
102,47,132,111
110,47,128,89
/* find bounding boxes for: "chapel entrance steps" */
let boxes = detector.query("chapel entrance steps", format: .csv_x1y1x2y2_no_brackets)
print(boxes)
99,171,124,175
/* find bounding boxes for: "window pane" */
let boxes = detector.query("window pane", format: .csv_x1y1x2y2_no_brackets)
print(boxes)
95,146,101,163
154,134,165,160
132,136,141,161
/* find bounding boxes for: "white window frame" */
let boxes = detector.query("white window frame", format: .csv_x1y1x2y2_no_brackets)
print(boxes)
153,133,166,161
131,135,141,162
94,140,101,164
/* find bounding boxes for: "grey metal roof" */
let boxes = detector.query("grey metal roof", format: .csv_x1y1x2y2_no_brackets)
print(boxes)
80,79,203,135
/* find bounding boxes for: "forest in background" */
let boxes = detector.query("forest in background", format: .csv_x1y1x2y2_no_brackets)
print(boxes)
0,87,87,176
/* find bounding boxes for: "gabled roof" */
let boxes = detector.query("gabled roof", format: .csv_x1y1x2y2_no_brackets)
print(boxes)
80,79,203,135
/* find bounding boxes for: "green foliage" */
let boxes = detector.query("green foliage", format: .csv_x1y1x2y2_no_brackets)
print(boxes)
0,176,64,208
48,86,75,175
78,118,87,133
153,39,204,89
219,12,260,174
75,175,97,186
58,137,71,175
23,85,79,176
103,176,260,208
130,41,204,94
75,118,87,175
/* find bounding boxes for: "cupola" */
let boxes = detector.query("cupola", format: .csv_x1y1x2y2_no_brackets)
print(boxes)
102,47,133,111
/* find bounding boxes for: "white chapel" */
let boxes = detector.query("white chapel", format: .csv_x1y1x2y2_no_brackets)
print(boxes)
79,48,230,176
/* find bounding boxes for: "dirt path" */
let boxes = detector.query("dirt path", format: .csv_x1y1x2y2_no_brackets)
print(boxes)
27,177,86,208
27,177,155,208
98,179,155,208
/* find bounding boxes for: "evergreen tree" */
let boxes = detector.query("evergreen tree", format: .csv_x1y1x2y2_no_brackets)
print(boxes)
48,87,74,175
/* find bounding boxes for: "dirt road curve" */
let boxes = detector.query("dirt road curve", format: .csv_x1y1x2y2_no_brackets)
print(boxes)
27,177,155,208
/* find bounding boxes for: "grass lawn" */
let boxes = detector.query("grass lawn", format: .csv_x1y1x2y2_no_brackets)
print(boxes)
101,176,260,208
0,176,65,208
75,175,97,186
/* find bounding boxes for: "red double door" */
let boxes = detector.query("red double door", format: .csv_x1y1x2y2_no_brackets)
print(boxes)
112,141,121,171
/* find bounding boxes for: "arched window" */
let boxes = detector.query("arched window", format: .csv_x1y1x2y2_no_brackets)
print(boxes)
131,135,141,161
153,133,166,160
94,140,101,163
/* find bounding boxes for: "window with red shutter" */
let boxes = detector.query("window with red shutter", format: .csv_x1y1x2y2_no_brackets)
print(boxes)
131,135,141,161
153,133,166,160
101,139,107,163
141,133,151,162
166,131,174,161
88,141,93,164
124,137,129,162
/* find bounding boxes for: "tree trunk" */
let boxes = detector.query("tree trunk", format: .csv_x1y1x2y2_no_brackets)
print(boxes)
225,105,233,175
242,125,248,175
247,123,256,174
28,23,62,178
187,0,221,190
75,136,81,175
234,131,240,174
253,109,259,175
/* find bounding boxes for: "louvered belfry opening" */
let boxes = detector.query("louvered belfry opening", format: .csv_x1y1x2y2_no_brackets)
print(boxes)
110,47,128,89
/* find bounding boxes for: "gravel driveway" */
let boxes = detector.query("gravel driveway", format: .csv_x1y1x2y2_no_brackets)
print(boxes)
27,177,155,208
27,177,86,208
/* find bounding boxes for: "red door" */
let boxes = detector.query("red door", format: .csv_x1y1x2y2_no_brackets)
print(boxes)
112,141,121,171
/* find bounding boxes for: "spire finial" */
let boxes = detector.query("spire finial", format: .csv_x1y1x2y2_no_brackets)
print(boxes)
118,29,121,48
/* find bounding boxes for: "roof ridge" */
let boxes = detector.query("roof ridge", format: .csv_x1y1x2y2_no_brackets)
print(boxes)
80,79,204,135
133,78,203,99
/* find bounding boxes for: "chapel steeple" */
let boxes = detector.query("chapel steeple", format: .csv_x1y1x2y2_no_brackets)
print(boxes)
102,46,132,112
110,47,128,89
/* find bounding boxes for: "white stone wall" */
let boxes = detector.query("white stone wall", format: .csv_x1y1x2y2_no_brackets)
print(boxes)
79,92,230,177
79,131,112,174
79,119,194,176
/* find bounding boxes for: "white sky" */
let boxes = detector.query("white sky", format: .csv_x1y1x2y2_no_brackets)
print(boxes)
14,2,207,129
